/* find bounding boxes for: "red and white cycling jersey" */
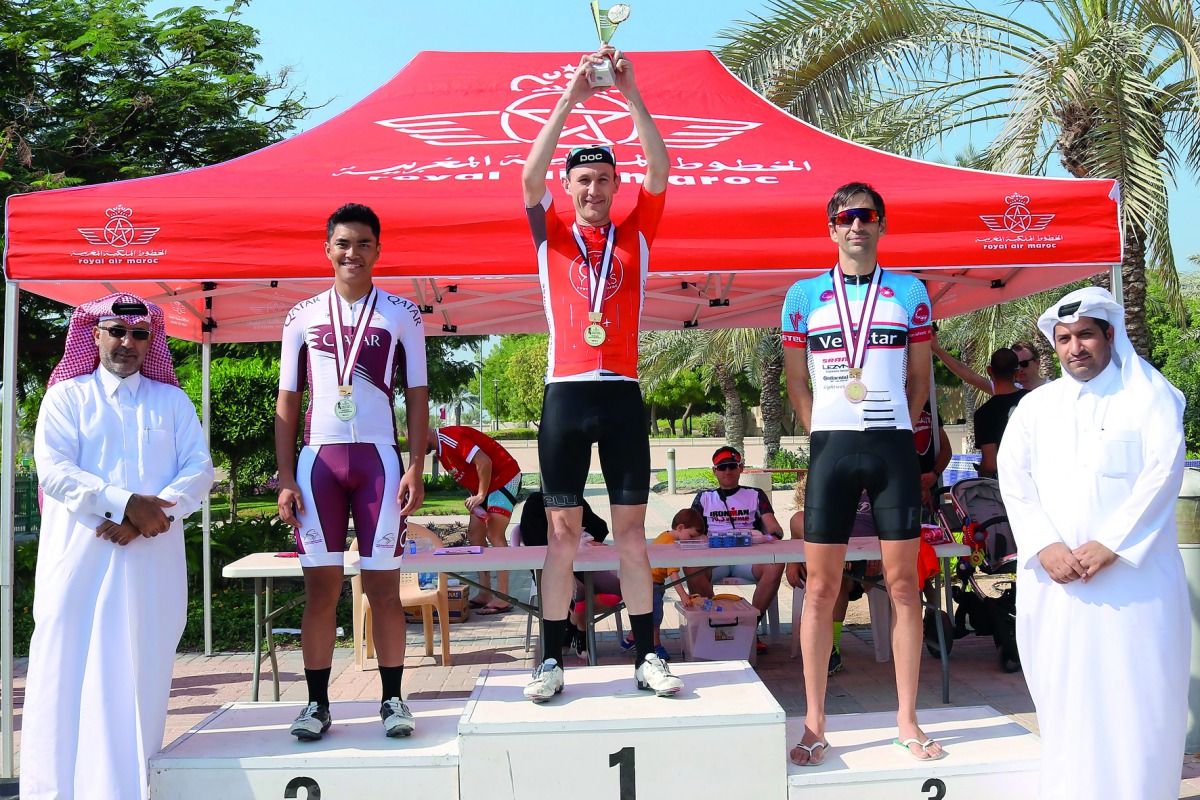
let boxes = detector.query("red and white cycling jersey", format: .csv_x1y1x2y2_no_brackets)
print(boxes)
434,426,521,495
279,287,427,446
526,186,665,382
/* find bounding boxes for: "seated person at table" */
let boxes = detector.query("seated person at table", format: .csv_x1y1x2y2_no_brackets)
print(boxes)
686,446,786,653
518,491,621,654
787,473,883,676
971,348,1028,479
620,508,706,660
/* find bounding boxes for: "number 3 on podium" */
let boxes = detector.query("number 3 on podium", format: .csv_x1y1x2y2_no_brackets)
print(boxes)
609,747,635,799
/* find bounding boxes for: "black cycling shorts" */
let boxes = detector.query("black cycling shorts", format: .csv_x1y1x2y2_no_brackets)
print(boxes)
804,429,921,543
538,380,650,508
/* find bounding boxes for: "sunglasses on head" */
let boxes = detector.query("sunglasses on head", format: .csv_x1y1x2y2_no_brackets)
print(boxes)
97,325,151,341
831,208,880,227
714,463,740,472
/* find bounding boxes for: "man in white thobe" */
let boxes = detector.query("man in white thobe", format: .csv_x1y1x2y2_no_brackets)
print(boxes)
21,293,214,800
998,286,1188,800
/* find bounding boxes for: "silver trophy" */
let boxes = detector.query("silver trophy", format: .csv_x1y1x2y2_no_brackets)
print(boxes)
587,2,629,88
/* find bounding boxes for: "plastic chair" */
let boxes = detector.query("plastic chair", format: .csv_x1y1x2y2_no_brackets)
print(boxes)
789,581,892,662
511,524,625,656
351,525,451,668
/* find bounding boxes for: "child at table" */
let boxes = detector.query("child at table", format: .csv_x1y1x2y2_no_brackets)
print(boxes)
621,508,707,660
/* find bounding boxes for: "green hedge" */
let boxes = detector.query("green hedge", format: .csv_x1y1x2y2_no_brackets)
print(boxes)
489,428,538,441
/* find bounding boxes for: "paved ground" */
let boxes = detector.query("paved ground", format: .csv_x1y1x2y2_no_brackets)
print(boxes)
8,485,1200,796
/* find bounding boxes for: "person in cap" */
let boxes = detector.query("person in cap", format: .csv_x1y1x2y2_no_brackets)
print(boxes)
684,446,785,652
22,293,214,800
972,348,1028,479
520,44,682,700
998,286,1188,800
276,203,428,740
782,182,940,765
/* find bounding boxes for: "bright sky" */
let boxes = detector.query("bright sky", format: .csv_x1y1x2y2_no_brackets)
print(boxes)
156,0,1198,268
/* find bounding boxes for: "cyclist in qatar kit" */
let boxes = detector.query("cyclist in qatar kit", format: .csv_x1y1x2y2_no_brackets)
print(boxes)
275,203,429,741
782,183,944,765
520,45,682,700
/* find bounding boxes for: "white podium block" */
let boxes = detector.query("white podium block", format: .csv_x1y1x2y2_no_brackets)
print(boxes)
150,700,465,800
458,661,785,800
786,705,1040,799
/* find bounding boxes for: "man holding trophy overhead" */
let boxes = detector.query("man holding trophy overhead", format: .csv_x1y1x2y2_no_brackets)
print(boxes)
520,10,684,701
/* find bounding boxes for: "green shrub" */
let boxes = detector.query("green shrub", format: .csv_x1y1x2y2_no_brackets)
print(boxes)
693,413,724,437
14,589,35,657
423,474,461,493
184,514,296,590
177,586,354,651
490,428,538,441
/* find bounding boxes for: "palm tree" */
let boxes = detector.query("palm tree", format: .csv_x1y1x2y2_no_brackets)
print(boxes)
639,327,785,460
719,0,1200,356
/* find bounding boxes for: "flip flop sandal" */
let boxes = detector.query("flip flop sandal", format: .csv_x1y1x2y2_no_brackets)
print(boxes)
893,738,947,761
474,605,514,616
468,599,490,609
789,739,829,766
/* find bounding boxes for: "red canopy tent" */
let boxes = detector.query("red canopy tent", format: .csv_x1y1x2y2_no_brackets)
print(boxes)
3,50,1121,341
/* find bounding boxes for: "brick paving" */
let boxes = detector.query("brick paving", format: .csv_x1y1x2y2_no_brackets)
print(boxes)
7,486,1200,796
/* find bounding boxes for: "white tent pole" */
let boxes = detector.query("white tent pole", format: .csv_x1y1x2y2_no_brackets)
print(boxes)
1111,263,1124,305
1,281,20,777
202,334,212,655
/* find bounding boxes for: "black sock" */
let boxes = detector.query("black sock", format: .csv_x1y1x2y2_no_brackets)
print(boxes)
629,612,655,665
379,665,404,701
542,617,569,666
305,667,332,706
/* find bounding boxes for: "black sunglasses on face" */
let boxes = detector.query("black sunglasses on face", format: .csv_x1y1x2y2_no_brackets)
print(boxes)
714,463,740,472
831,208,880,227
97,325,151,341
1017,358,1034,368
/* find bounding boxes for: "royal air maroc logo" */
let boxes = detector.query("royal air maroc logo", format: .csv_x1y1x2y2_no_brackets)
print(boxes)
373,62,761,150
979,194,1055,233
77,205,160,247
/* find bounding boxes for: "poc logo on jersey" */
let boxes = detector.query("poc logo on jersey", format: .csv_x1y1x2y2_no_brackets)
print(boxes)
913,302,931,325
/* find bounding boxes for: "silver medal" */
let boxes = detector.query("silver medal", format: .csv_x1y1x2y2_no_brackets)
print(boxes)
334,397,357,421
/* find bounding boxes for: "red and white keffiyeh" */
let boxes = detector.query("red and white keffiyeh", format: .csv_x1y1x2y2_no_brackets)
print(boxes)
47,292,178,388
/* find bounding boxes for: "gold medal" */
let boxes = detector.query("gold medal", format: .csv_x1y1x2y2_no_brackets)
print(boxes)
844,379,868,403
584,324,607,346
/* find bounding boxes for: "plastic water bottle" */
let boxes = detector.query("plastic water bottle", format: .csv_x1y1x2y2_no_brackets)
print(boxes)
702,598,713,612
407,539,418,555
470,505,488,520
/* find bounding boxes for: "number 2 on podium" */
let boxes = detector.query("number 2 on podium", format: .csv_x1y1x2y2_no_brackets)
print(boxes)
609,747,635,799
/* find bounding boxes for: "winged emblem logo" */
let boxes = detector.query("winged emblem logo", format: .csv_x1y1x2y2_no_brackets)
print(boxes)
77,205,160,247
979,194,1055,233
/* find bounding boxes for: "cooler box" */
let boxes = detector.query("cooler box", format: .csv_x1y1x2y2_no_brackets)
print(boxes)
675,598,759,665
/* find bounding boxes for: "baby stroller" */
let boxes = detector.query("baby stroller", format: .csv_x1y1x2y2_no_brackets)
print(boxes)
935,477,1021,673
